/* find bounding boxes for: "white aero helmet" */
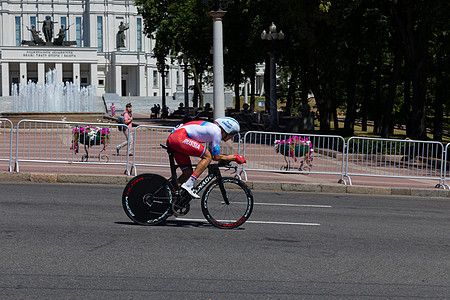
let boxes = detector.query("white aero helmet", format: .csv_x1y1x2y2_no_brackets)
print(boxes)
214,117,240,135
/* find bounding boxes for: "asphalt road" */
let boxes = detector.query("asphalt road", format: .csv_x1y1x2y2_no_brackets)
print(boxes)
0,183,449,299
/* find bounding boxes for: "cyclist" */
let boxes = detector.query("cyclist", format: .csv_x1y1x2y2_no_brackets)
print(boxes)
166,117,246,199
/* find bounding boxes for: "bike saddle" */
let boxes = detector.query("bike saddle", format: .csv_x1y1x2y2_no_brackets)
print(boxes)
160,144,173,153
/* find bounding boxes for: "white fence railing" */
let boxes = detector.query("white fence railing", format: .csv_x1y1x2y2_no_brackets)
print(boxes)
344,137,446,187
0,118,14,172
131,125,174,175
443,143,450,188
15,120,131,173
0,118,448,189
241,131,346,182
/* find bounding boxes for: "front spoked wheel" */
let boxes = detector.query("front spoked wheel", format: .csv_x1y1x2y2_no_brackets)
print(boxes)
122,173,173,225
201,177,253,229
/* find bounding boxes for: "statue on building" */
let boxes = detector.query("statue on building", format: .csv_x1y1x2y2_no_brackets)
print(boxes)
117,21,129,49
53,25,70,46
41,16,57,43
25,25,45,45
22,19,76,47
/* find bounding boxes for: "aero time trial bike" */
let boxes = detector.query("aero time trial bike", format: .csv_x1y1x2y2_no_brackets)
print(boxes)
122,144,254,229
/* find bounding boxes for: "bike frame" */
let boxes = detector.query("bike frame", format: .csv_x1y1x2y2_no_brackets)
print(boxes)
158,144,230,204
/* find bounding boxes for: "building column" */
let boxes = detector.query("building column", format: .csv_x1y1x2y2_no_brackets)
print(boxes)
38,63,45,84
73,63,80,86
146,66,152,96
1,62,9,96
20,63,27,84
115,65,122,96
56,63,63,83
138,64,146,96
90,63,98,87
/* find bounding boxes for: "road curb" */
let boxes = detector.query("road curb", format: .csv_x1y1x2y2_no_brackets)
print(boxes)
0,172,448,198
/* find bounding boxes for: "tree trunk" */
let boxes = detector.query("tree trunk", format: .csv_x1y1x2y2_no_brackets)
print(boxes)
433,88,443,141
300,65,309,107
404,79,412,136
361,71,372,132
285,67,299,116
373,56,382,134
393,1,429,140
192,85,199,108
381,44,402,138
333,108,339,129
308,51,331,131
192,66,203,108
344,59,358,135
234,80,240,111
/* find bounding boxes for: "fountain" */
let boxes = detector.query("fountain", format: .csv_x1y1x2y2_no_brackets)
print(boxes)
12,69,96,112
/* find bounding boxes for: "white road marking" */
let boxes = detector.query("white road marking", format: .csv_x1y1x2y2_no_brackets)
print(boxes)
175,218,320,226
255,203,332,208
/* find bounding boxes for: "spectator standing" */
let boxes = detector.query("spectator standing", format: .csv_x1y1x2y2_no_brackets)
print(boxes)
156,104,161,118
110,103,116,117
116,103,133,156
151,104,158,118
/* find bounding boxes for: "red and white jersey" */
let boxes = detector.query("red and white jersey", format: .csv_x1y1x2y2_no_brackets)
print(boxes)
172,121,222,155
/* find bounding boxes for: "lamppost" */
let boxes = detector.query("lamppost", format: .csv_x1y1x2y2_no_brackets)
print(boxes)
261,22,285,128
160,64,169,118
203,0,233,119
178,53,190,121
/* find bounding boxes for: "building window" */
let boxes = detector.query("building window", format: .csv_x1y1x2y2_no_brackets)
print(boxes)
165,71,169,87
76,17,82,47
61,17,67,41
30,17,36,39
177,71,180,85
98,79,105,86
137,18,142,52
15,17,21,46
97,16,103,52
153,70,158,88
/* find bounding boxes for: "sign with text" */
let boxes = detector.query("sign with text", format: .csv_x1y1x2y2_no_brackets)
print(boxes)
0,47,98,62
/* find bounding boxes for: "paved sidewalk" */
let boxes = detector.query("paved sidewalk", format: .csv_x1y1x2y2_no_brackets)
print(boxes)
0,115,448,198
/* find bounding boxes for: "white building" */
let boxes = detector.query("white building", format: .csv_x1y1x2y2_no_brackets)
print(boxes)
0,0,183,101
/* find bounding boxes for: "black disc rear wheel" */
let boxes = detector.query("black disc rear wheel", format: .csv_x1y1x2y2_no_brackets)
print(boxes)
201,177,253,229
122,173,173,225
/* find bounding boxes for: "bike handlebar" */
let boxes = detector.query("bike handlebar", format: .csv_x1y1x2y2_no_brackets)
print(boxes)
217,160,238,174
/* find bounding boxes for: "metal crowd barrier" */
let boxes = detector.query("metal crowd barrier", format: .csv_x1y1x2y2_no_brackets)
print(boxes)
131,125,174,175
7,119,450,189
15,120,130,174
443,143,450,188
344,137,446,187
241,131,346,182
131,125,242,176
0,118,14,172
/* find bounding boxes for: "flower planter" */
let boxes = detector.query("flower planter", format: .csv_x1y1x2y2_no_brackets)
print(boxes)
71,126,111,162
277,144,309,158
78,132,101,146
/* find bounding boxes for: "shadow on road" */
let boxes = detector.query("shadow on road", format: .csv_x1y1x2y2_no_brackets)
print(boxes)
115,220,212,228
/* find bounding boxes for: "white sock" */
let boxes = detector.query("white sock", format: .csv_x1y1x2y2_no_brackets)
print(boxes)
184,173,198,188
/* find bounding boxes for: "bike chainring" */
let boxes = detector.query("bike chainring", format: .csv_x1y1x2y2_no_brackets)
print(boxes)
171,200,190,217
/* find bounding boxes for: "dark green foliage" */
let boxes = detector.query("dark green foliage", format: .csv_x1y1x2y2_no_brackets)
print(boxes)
135,0,449,140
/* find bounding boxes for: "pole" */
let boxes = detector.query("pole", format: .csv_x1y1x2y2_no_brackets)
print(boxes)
184,65,189,120
161,72,166,118
269,52,277,128
210,11,226,119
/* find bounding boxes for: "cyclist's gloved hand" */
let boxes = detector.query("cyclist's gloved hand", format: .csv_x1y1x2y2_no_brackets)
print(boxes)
234,155,247,164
